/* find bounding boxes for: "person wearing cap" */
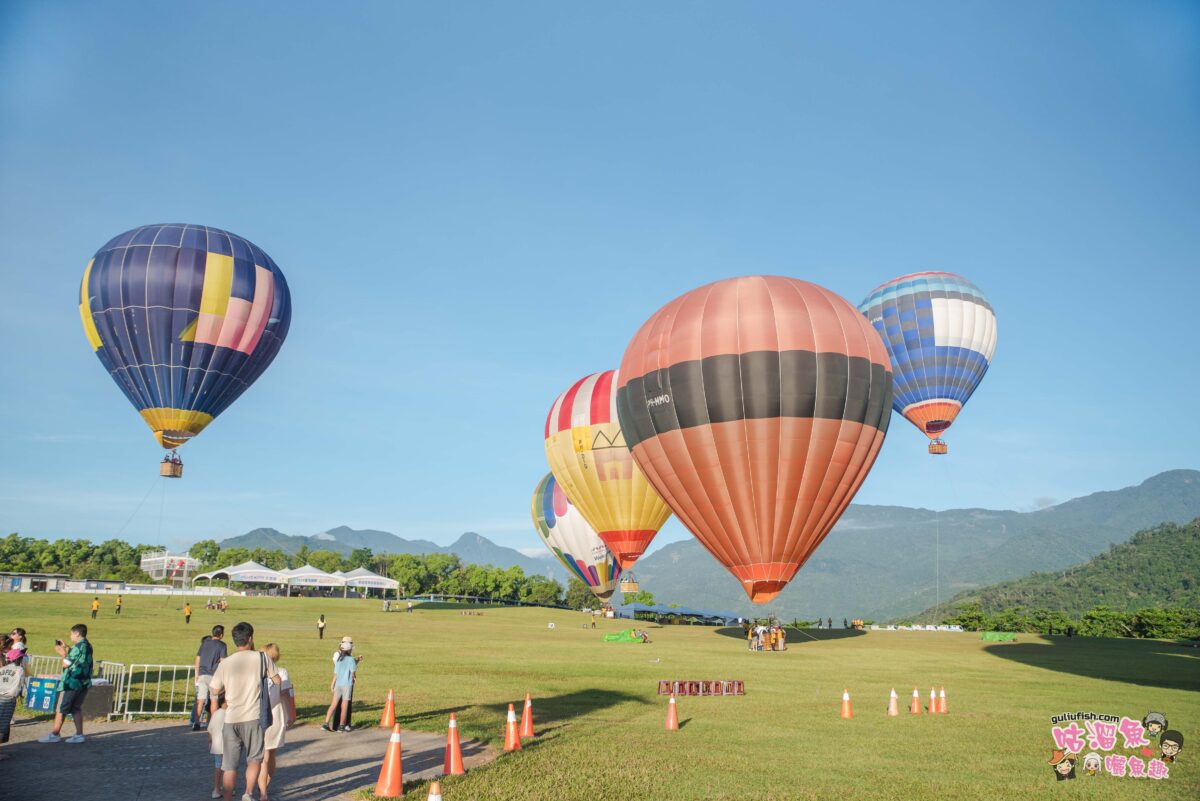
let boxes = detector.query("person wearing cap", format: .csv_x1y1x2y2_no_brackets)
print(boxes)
321,637,358,732
1049,749,1076,781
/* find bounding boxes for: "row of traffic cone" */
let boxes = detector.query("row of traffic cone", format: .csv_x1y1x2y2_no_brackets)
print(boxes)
375,690,537,798
841,686,949,719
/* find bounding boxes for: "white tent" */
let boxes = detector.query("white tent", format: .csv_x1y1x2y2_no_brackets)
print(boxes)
194,560,286,586
280,564,346,596
341,567,399,591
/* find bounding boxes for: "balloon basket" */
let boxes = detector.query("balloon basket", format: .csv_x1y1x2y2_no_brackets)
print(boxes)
160,455,184,478
928,440,948,455
619,577,640,594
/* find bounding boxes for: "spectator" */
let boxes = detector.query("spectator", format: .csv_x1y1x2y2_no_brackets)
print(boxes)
193,625,228,731
185,603,193,625
317,615,326,640
258,643,292,801
90,597,100,620
321,637,357,732
207,693,228,799
115,595,123,616
37,623,93,744
5,629,27,666
407,601,413,613
208,622,281,801
0,636,26,758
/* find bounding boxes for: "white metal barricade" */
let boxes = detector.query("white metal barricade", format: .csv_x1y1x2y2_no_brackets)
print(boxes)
116,663,195,720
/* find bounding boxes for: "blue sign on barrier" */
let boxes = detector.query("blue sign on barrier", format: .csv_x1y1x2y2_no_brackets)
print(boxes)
25,677,60,712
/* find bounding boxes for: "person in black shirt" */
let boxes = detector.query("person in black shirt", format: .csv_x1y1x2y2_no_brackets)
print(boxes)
192,625,228,730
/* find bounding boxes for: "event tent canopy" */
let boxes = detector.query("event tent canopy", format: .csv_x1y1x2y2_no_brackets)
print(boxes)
340,567,399,590
194,560,286,585
280,565,345,588
614,601,739,624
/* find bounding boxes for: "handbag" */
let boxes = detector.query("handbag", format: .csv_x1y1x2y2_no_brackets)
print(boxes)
258,652,274,730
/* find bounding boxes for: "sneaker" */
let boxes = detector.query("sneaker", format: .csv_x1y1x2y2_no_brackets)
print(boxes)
65,735,86,744
37,733,62,743
340,725,351,732
320,722,332,732
242,795,255,801
211,791,221,799
191,723,201,732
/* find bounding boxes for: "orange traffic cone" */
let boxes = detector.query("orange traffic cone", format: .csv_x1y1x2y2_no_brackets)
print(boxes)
840,689,853,719
909,687,922,714
939,686,948,714
519,692,535,738
428,780,443,801
444,712,465,775
503,703,522,751
374,723,404,798
886,688,899,717
665,694,679,731
929,687,937,714
380,688,396,728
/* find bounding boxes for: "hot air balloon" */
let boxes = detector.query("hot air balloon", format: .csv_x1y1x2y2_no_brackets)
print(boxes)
79,224,292,475
615,276,892,603
857,272,995,454
531,473,621,600
544,370,672,570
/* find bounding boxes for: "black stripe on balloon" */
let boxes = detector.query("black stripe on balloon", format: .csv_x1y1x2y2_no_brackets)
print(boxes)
617,351,892,450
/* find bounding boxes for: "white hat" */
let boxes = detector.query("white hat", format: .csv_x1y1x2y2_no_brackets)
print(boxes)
339,636,354,651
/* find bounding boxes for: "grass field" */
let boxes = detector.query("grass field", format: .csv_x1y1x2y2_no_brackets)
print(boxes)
2,593,1197,800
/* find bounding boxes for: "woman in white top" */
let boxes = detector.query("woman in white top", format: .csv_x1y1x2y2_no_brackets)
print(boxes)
258,643,293,801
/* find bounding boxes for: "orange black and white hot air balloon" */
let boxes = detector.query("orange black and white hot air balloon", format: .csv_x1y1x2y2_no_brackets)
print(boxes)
544,371,671,571
615,276,892,603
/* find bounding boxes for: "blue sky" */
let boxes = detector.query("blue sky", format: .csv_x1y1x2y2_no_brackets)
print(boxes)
1,1,1197,556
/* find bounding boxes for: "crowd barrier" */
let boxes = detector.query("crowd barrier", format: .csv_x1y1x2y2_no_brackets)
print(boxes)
657,680,745,696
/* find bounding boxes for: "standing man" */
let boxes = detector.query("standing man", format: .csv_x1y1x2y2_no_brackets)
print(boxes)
209,622,280,801
115,595,123,616
37,624,93,744
192,625,227,731
184,602,193,625
317,614,326,640
406,600,413,614
90,597,100,619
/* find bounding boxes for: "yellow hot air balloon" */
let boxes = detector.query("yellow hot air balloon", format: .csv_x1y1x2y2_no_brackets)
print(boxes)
544,370,671,570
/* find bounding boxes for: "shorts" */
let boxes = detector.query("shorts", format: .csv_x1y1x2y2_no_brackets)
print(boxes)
58,687,89,717
213,754,223,769
332,685,352,702
195,674,214,702
221,720,265,770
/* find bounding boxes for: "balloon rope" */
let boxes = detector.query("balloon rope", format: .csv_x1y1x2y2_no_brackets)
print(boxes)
112,478,159,538
157,478,167,542
935,506,941,623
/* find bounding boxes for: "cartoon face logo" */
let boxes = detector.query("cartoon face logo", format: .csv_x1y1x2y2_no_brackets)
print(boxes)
1081,753,1101,776
1143,712,1168,738
1049,749,1077,781
1160,730,1184,763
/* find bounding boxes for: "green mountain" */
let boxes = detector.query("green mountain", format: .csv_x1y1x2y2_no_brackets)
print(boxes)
917,519,1200,618
214,526,564,580
629,470,1200,622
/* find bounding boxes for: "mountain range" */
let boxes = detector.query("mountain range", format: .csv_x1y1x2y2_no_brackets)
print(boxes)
212,470,1200,622
627,469,1200,621
216,525,566,582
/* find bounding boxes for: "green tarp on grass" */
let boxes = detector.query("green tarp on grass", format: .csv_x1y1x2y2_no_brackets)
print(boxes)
603,628,641,643
981,631,1017,642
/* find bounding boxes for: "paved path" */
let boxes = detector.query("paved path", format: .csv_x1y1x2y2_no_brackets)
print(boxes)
4,717,494,800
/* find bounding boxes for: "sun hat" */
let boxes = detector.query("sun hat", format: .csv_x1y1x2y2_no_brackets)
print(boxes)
339,636,354,651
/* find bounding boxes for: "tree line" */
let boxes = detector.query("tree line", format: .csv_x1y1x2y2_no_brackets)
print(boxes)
939,602,1200,640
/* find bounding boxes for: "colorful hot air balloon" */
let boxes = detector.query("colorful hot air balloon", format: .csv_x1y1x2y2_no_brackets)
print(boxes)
79,224,292,461
857,272,996,454
615,276,892,603
544,370,672,570
531,473,621,600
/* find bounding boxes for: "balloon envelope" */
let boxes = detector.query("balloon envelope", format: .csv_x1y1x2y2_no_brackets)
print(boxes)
544,370,671,570
858,271,996,442
531,473,621,600
616,276,892,603
79,224,292,449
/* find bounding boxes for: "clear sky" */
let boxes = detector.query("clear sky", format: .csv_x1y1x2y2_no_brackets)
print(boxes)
1,1,1197,556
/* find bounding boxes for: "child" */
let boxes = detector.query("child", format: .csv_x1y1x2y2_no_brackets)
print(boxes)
207,693,227,799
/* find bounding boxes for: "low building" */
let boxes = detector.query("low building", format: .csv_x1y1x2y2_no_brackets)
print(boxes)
0,571,70,593
139,550,200,586
64,579,128,593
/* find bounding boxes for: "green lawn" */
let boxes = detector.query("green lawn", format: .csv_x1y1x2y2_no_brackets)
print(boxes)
2,593,1197,800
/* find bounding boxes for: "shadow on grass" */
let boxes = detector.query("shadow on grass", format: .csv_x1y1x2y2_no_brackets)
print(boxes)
485,688,647,727
983,635,1200,691
713,626,866,646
